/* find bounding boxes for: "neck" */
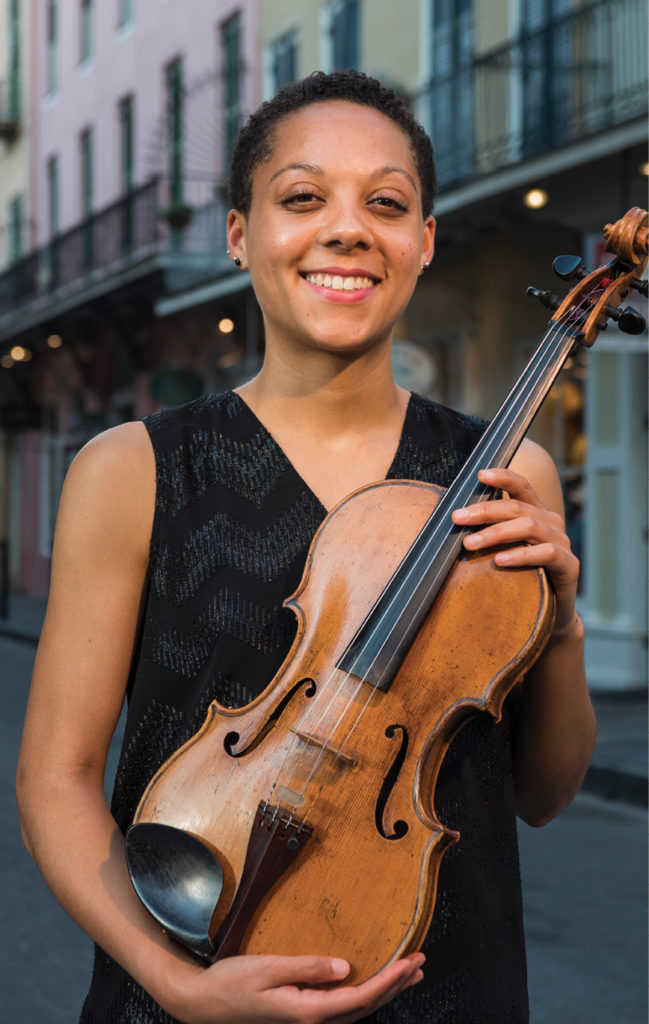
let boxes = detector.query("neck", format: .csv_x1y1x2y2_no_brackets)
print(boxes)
237,340,408,440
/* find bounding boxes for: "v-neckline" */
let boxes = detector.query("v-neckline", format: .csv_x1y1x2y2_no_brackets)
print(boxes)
229,390,415,514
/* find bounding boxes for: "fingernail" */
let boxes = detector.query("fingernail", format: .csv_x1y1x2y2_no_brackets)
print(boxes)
330,958,350,978
464,533,482,547
453,509,470,521
494,551,510,563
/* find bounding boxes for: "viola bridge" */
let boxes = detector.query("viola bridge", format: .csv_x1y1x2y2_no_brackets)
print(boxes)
289,726,358,769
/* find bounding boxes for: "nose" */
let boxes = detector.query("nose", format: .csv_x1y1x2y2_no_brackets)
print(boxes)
317,197,374,251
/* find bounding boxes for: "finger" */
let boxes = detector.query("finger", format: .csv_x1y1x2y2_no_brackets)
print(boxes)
454,501,565,533
477,466,544,506
491,541,576,574
259,954,351,989
461,514,570,553
280,954,426,1023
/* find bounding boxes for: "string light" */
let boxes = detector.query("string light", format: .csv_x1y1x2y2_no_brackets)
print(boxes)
47,333,63,348
1,354,14,369
218,318,235,334
10,345,28,361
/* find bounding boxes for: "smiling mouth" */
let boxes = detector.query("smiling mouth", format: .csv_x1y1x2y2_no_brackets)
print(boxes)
302,272,377,292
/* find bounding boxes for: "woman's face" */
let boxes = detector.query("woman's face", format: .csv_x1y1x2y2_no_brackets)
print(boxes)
227,100,435,361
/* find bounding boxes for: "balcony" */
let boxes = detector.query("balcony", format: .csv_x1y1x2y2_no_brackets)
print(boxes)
0,177,232,341
418,0,648,193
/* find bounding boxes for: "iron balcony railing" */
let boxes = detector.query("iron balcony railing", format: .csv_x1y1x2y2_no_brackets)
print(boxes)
0,177,230,323
417,0,648,190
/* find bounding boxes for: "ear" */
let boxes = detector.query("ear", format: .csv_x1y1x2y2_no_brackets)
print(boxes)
226,209,248,268
422,215,436,268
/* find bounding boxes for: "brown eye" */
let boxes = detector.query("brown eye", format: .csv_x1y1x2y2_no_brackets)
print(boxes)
371,195,408,212
281,191,321,206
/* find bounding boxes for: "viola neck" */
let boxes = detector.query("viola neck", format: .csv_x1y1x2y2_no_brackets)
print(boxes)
337,319,581,691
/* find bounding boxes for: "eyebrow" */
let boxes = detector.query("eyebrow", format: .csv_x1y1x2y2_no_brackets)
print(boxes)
268,162,419,191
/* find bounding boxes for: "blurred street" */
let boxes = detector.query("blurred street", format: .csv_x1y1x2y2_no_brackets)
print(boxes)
1,630,646,1023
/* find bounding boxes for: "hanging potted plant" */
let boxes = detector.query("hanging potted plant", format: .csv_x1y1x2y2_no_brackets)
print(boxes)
158,200,193,230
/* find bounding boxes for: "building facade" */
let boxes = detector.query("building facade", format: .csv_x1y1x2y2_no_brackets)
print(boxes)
0,0,647,690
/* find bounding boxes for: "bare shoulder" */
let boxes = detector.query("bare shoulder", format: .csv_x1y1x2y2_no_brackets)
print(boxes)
57,420,155,566
509,438,565,516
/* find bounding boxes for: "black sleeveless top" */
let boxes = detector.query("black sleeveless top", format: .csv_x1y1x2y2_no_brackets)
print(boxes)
80,391,528,1024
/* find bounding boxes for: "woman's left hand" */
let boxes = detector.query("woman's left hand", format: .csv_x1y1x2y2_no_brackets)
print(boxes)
451,463,579,632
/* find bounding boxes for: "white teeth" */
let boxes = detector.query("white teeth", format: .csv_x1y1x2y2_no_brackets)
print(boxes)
304,273,375,291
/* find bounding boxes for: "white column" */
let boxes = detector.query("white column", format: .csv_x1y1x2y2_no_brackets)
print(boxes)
581,340,648,691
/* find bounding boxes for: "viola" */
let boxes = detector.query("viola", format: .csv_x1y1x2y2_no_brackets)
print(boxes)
125,208,648,983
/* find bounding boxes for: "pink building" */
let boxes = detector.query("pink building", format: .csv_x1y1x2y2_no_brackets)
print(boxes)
3,0,260,598
31,0,259,241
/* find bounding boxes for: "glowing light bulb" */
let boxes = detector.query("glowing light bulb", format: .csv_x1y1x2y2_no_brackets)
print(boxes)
218,318,235,334
523,188,549,209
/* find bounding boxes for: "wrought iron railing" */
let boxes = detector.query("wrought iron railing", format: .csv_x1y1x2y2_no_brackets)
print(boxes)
0,179,161,317
417,0,648,190
0,176,232,321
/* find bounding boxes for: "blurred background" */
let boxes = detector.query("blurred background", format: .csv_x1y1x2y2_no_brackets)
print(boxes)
0,0,647,689
0,3,647,1022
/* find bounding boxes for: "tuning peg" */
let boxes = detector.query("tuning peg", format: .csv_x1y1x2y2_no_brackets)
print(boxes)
552,255,587,281
629,277,648,298
606,304,646,335
526,286,561,310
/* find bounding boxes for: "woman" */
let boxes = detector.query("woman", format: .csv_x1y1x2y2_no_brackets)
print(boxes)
16,71,596,1024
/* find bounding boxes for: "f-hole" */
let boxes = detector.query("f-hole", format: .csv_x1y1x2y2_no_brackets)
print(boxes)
375,724,409,840
224,678,317,758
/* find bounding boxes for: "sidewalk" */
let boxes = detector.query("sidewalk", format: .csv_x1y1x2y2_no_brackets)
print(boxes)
2,592,646,807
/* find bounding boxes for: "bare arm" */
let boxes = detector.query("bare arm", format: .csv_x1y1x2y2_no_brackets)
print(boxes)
452,439,596,827
16,422,423,1024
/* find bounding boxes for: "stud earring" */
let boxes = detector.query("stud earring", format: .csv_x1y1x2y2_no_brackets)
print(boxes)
234,256,242,267
421,262,431,271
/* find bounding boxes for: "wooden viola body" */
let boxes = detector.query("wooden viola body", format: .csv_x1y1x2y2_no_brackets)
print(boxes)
133,478,553,983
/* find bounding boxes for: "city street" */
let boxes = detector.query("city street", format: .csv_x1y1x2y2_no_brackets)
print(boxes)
1,635,646,1023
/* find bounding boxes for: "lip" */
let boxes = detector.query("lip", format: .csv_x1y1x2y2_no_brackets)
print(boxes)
300,270,379,303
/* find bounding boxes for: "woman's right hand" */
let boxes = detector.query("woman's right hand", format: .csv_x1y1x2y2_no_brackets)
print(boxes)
162,951,425,1024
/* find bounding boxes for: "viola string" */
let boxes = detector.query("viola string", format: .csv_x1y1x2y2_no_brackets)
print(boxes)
264,288,597,827
285,306,588,828
272,295,592,827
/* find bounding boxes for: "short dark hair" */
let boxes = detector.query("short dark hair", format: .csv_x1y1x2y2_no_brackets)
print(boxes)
229,70,437,217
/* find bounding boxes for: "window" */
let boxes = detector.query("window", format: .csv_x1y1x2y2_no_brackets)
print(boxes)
80,0,93,64
118,0,134,28
7,194,24,263
46,0,58,95
520,0,573,157
8,0,20,120
268,29,298,94
428,0,474,187
221,14,242,176
119,95,135,250
80,128,93,267
324,0,360,71
119,95,135,192
165,59,183,204
47,154,59,238
80,128,93,217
